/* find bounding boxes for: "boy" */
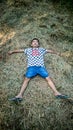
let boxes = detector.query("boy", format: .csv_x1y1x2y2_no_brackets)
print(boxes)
8,38,68,101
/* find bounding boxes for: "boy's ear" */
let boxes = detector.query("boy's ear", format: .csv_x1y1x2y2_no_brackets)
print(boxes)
29,43,32,47
30,44,33,47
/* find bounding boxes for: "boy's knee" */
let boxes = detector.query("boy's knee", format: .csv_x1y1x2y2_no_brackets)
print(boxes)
25,77,30,82
46,77,51,82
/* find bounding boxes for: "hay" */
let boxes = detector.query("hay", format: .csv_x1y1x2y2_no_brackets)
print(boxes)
0,1,73,130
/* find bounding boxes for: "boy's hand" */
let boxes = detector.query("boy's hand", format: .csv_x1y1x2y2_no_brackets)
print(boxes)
8,51,13,55
57,52,61,56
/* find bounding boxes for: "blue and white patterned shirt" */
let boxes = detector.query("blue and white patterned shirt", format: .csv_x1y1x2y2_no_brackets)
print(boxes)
24,48,47,67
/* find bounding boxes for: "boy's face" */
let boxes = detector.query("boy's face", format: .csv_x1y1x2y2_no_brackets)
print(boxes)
31,40,39,48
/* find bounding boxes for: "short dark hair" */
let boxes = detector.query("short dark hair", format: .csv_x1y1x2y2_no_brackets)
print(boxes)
31,38,40,45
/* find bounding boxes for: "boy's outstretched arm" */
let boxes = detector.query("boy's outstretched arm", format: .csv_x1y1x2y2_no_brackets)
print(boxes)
46,49,61,56
8,49,24,55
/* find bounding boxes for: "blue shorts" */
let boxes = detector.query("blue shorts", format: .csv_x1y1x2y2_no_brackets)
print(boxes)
25,66,49,78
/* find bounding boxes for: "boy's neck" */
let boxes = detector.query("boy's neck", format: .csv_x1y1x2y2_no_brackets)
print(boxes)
31,47,39,49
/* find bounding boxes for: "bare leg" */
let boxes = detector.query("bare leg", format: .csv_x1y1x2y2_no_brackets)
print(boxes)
45,77,61,96
16,77,30,98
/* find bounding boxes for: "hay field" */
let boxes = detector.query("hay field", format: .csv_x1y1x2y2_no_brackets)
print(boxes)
0,1,73,130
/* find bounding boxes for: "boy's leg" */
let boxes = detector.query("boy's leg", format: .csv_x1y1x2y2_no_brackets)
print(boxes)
45,77,61,96
16,77,30,98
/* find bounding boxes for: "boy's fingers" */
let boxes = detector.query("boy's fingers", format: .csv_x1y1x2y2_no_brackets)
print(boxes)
59,53,62,56
8,52,11,55
60,53,64,57
57,52,61,56
8,51,13,55
58,53,63,57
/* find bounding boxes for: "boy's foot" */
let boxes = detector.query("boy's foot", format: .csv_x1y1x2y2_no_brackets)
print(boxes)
9,97,23,102
55,94,69,99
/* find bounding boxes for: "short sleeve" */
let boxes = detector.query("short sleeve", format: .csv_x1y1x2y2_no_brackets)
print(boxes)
24,49,27,54
41,48,48,54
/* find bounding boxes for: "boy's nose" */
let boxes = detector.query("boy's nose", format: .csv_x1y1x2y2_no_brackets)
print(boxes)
34,42,37,44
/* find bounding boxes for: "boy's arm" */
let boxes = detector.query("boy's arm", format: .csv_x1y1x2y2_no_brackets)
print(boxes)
46,49,61,56
8,49,24,55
